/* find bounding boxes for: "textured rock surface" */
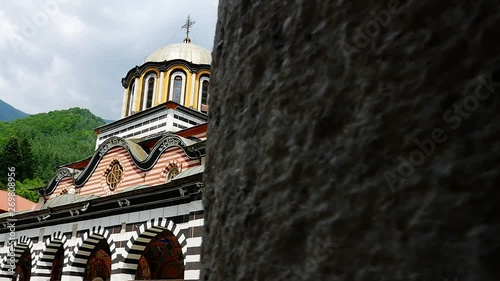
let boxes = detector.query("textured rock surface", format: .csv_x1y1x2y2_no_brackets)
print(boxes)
202,1,500,281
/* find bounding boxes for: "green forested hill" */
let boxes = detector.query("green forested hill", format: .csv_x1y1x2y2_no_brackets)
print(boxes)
0,108,105,202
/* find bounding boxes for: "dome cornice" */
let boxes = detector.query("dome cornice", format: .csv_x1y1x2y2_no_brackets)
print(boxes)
121,59,210,88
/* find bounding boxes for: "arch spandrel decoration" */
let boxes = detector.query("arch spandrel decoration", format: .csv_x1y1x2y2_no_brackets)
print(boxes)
43,134,203,196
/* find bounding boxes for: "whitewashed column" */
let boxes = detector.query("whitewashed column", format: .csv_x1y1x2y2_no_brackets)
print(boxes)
121,88,128,118
142,83,148,111
190,73,197,107
158,71,165,105
131,77,139,113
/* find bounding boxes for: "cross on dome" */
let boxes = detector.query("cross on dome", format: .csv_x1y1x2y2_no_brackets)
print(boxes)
182,15,196,43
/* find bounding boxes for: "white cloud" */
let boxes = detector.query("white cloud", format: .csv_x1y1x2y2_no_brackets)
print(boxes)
0,55,91,114
55,13,86,40
0,75,9,92
0,10,17,51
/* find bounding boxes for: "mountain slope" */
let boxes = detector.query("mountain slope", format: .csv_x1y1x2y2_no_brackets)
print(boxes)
0,107,105,182
0,99,28,121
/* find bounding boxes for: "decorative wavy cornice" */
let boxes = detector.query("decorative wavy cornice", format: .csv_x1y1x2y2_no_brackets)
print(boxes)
121,59,210,88
43,134,204,196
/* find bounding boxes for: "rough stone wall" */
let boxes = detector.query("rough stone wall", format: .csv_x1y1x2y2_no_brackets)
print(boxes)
202,1,500,281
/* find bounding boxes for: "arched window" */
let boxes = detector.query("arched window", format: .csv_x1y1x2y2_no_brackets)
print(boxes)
198,76,210,113
169,71,186,104
173,76,182,103
201,80,209,113
146,77,155,108
142,73,157,110
127,80,136,116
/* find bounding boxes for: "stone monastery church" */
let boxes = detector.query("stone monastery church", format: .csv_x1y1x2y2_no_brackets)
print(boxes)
0,18,210,281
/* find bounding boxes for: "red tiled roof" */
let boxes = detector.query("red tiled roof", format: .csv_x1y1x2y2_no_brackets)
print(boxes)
0,190,37,213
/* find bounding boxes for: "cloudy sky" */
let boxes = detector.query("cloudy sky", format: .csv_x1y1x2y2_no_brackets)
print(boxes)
0,0,218,120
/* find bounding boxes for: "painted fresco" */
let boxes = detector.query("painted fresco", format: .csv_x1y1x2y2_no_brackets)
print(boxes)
11,249,30,281
83,240,111,281
135,230,184,280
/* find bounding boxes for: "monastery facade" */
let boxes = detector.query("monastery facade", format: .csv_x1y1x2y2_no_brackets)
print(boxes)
0,24,210,281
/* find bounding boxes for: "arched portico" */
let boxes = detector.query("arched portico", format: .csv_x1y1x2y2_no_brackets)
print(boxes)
114,218,187,280
0,236,35,281
31,231,68,281
63,226,115,281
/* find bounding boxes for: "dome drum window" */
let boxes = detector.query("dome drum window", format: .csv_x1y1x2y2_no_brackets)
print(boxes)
169,71,186,104
198,76,210,113
142,73,158,110
173,76,182,103
127,80,136,116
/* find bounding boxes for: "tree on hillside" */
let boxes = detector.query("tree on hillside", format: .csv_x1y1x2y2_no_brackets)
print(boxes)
15,178,42,202
19,138,35,180
0,136,35,184
0,136,22,184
